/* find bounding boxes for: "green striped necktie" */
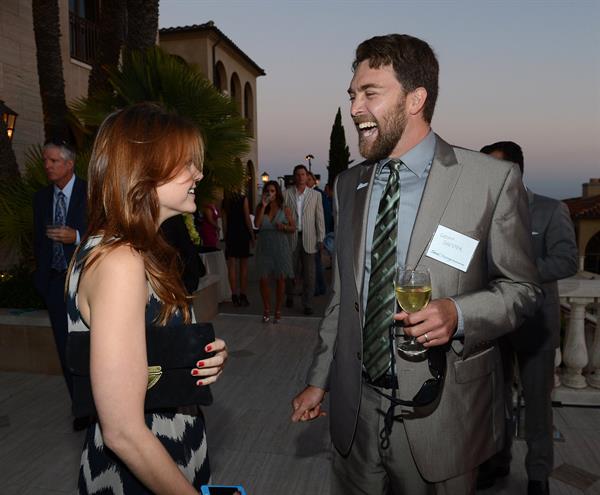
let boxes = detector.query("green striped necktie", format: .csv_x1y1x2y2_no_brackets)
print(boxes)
363,159,402,381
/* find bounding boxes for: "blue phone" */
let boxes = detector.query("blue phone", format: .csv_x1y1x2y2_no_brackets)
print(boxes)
200,485,246,495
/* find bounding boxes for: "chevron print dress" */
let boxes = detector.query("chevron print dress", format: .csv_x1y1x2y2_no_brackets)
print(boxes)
67,236,210,493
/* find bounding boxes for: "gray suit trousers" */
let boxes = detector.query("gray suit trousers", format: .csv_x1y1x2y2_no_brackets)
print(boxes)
286,232,316,309
332,383,476,495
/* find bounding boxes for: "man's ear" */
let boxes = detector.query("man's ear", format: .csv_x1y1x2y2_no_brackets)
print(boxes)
407,87,428,117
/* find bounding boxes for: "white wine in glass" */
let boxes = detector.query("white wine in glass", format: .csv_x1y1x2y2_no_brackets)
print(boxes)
395,267,431,357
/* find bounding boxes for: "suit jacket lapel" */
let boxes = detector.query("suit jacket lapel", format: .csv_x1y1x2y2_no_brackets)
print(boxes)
353,162,377,299
406,136,461,267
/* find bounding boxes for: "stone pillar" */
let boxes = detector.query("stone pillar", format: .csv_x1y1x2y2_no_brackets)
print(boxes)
587,304,600,389
562,299,593,389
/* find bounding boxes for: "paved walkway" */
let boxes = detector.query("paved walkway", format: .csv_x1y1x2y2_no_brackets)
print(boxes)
1,255,600,493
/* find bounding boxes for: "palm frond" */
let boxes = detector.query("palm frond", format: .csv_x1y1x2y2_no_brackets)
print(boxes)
72,46,250,206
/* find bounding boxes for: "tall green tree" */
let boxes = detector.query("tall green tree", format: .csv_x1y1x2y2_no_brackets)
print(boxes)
327,107,351,186
32,0,69,141
87,0,126,97
124,0,159,56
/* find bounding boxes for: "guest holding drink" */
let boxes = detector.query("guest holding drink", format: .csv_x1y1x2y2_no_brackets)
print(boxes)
255,180,295,323
66,103,227,493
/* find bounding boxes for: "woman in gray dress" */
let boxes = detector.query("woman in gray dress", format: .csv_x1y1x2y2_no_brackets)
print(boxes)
254,181,295,323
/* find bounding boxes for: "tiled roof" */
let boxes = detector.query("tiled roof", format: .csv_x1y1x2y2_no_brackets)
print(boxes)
159,21,266,76
563,194,600,220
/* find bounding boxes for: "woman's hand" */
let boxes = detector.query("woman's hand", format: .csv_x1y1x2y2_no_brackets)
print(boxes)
191,338,228,386
261,193,270,207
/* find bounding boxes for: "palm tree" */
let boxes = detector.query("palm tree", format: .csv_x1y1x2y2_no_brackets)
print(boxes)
31,0,69,141
124,0,159,55
73,46,251,203
87,0,126,97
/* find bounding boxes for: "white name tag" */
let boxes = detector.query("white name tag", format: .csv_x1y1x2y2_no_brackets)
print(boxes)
426,225,479,272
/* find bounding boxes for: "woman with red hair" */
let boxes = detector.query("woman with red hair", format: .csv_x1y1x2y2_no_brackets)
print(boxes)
66,103,227,493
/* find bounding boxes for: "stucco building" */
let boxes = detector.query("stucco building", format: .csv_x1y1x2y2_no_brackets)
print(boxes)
159,22,265,206
1,2,264,205
0,0,91,167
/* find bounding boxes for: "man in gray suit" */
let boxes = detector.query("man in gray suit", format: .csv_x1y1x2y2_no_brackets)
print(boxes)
291,34,541,494
478,141,578,495
284,164,325,315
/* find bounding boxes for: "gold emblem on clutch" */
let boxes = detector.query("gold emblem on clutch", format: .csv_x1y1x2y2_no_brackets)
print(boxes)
147,365,162,390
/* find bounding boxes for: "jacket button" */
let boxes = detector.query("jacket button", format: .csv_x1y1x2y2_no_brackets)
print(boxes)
356,352,361,360
355,302,359,312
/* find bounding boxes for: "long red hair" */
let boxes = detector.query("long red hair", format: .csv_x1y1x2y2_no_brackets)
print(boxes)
81,102,204,324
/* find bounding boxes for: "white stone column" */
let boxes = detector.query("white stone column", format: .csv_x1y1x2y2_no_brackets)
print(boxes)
562,299,593,389
587,304,600,389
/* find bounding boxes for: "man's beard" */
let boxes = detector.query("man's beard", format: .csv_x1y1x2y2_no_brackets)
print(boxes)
357,101,407,162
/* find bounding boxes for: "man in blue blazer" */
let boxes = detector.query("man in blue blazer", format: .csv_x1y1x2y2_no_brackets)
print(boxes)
33,139,87,425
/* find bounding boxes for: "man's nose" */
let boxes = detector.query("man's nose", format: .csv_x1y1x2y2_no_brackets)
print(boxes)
350,95,364,118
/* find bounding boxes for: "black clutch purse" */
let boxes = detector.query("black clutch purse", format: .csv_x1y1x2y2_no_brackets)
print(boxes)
67,323,215,417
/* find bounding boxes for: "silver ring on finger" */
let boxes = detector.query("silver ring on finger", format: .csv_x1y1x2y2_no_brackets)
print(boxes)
424,333,429,343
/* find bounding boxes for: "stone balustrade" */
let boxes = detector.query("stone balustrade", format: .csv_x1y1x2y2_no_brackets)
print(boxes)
553,272,600,406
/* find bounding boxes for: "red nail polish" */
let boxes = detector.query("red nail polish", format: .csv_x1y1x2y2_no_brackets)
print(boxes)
196,361,205,367
205,345,212,352
196,380,203,386
191,369,199,376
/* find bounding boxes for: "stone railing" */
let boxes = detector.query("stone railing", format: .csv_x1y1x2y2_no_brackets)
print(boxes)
553,272,600,406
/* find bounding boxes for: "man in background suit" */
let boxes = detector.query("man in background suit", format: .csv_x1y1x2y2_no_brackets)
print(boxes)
479,141,578,495
291,34,541,494
33,139,87,429
284,164,325,315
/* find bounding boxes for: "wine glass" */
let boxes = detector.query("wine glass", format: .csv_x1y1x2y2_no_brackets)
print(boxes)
394,266,432,358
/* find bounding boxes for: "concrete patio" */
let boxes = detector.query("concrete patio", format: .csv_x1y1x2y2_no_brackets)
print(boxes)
1,308,600,494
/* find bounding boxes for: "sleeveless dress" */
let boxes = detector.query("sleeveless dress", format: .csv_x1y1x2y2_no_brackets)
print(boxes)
223,195,252,258
255,208,294,277
67,236,210,493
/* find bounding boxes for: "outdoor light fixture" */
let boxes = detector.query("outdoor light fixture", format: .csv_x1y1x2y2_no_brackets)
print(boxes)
261,171,270,183
0,100,18,142
305,153,314,172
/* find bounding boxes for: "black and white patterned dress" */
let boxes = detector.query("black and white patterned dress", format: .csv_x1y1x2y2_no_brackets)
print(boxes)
67,236,210,493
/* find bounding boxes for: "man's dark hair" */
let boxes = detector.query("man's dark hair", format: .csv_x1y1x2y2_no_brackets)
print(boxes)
353,34,439,123
480,141,524,174
293,164,308,174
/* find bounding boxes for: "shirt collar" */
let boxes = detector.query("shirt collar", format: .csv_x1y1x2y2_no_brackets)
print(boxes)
54,174,76,198
377,130,436,177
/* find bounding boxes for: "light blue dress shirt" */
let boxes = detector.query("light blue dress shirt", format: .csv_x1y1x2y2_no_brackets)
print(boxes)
361,130,464,337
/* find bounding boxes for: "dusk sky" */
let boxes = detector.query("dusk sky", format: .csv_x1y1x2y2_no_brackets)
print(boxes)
159,0,600,200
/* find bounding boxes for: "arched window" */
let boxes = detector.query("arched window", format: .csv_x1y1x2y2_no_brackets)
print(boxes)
230,73,242,113
244,82,254,137
584,230,600,274
214,61,227,94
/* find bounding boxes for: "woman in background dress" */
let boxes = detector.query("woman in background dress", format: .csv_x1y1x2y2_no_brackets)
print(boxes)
254,181,295,323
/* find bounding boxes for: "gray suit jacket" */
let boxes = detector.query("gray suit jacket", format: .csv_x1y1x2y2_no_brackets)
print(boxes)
283,186,325,254
508,191,578,352
306,135,541,482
